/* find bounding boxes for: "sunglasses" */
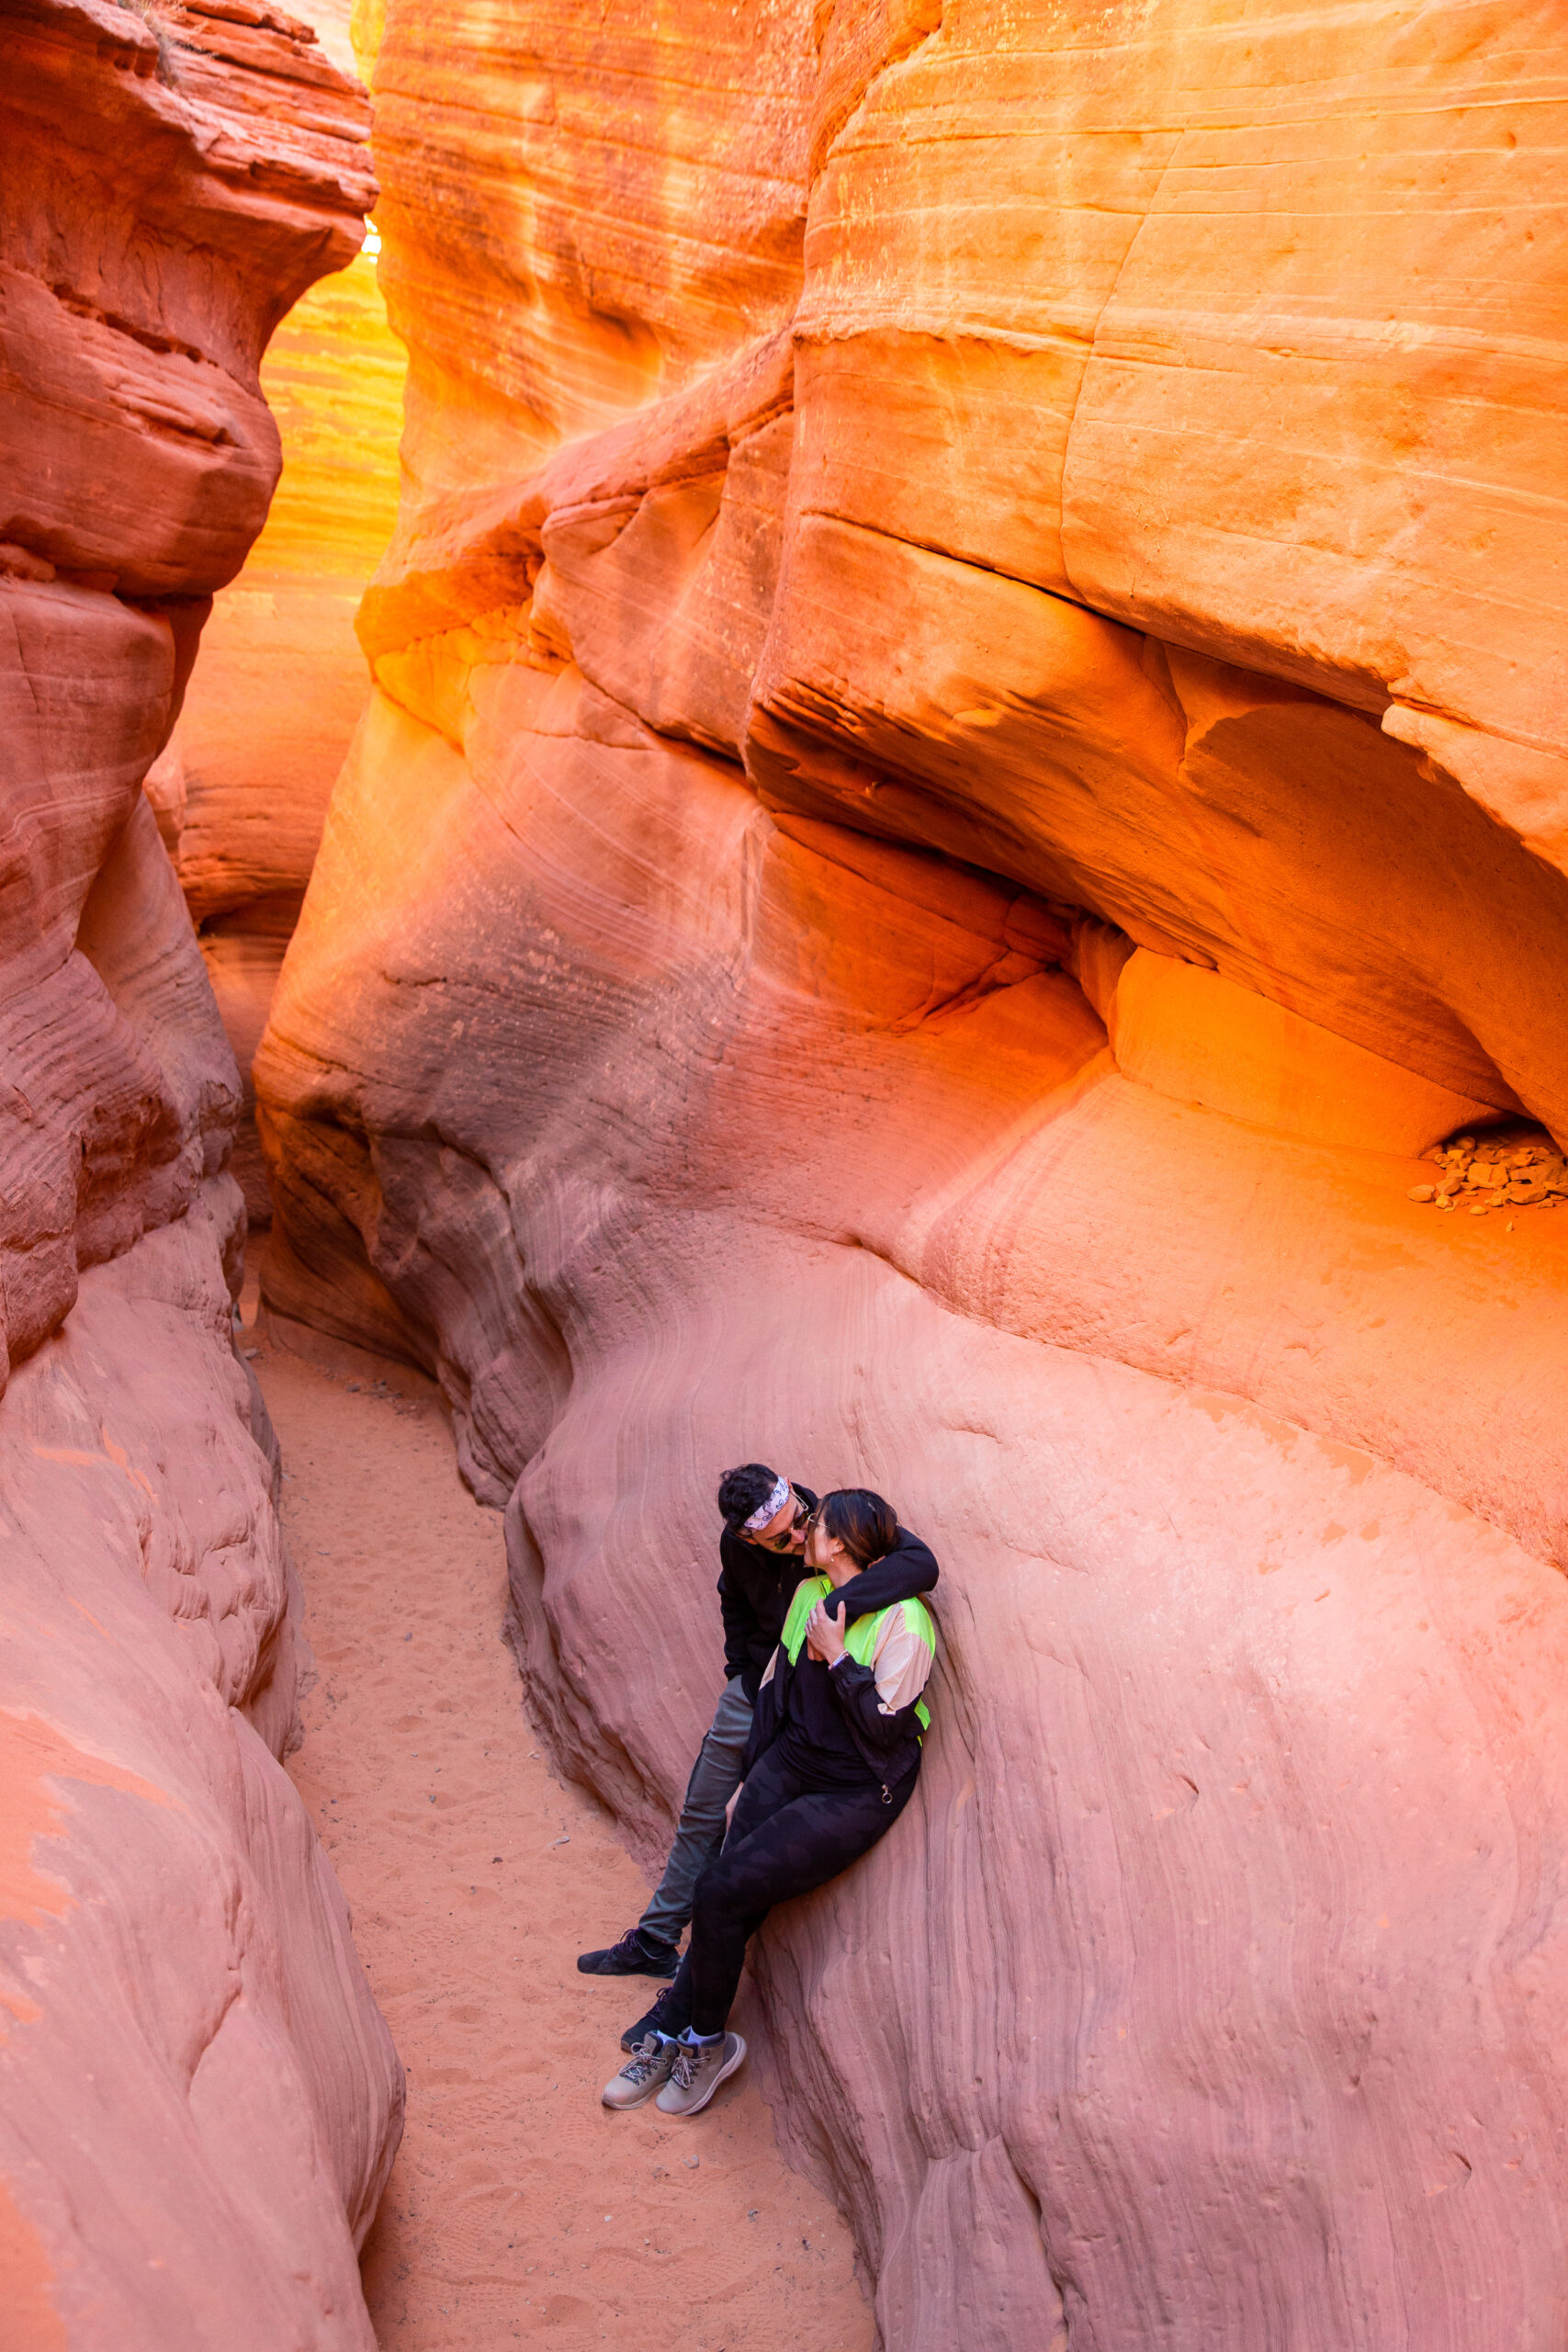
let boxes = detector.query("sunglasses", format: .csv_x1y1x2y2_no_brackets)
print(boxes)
750,1499,811,1551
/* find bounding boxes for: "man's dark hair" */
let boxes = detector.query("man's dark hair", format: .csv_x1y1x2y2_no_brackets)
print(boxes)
717,1463,783,1534
818,1487,897,1568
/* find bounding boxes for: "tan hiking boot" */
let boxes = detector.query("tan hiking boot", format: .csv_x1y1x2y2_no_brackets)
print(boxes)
602,2033,677,2110
653,2032,746,2117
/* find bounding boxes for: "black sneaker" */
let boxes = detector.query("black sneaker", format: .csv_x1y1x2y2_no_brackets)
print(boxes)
577,1927,680,1979
621,1981,682,2052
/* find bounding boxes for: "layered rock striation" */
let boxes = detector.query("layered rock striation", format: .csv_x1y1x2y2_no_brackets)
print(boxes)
1,4,399,2342
259,3,1568,2345
149,185,406,1227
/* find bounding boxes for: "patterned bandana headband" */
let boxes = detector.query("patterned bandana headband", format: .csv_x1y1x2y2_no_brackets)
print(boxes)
741,1475,792,1534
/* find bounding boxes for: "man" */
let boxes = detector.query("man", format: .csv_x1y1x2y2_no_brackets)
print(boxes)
577,1461,939,2040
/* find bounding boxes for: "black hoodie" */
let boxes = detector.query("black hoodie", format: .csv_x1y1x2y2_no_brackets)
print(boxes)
740,1587,932,1795
717,1482,940,1700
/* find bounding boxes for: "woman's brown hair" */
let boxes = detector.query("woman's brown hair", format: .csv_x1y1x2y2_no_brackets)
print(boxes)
817,1487,898,1568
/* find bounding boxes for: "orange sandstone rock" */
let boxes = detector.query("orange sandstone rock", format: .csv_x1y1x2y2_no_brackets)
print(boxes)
1,3,399,2341
260,2,1568,2342
798,0,1568,857
1103,950,1502,1157
0,0,376,1367
262,650,1568,2346
0,1189,400,2352
361,0,814,500
155,232,407,1223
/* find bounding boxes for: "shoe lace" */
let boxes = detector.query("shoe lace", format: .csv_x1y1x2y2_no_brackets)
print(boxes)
623,2035,664,2084
670,2039,705,2090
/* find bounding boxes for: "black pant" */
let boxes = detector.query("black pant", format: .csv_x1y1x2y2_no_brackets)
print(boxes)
662,1742,918,2036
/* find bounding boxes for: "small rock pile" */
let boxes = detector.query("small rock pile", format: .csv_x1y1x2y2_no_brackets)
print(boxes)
1407,1126,1568,1218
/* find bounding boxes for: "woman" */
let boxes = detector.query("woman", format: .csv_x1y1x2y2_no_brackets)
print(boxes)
603,1487,936,2118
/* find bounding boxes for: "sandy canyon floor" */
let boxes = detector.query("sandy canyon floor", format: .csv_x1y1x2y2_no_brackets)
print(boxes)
253,1313,874,2351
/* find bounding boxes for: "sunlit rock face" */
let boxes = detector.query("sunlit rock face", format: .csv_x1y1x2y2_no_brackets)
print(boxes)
357,0,813,497
260,2,1568,2343
150,240,406,1226
1,4,399,2342
148,0,405,1228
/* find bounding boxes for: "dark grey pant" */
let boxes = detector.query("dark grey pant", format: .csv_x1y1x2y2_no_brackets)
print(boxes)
637,1679,753,1947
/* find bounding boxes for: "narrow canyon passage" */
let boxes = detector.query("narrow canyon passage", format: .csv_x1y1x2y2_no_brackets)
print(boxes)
7,0,1568,2341
254,1311,874,2351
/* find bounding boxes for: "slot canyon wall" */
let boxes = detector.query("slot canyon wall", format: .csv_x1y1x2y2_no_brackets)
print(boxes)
0,5,400,2344
255,1,1568,2345
147,0,405,1226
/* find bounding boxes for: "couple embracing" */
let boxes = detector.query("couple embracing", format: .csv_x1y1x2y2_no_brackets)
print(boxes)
581,1464,940,2117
